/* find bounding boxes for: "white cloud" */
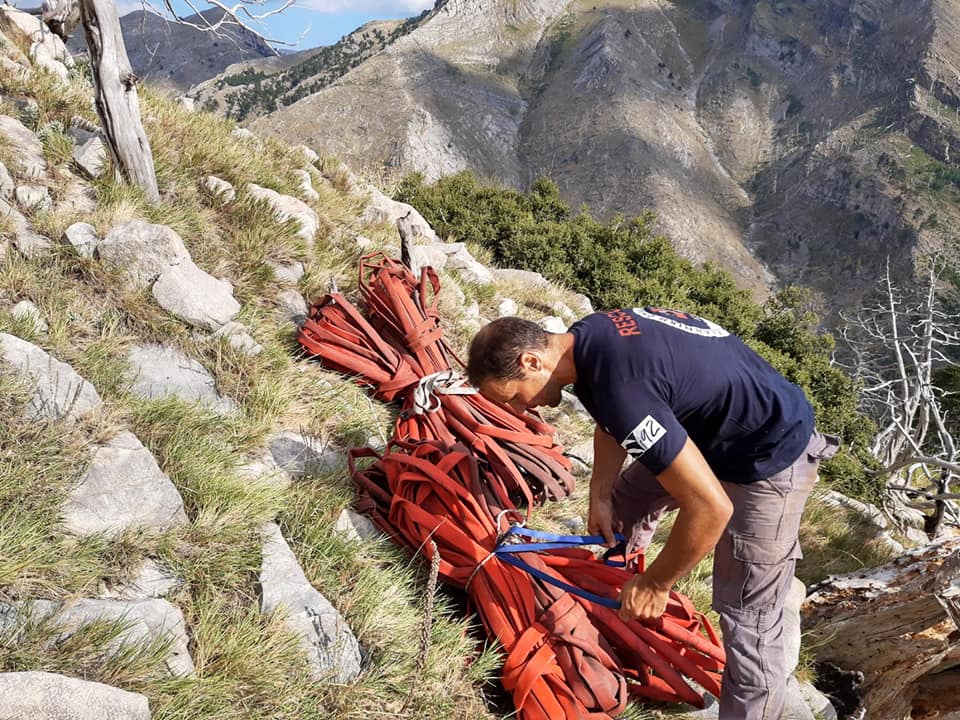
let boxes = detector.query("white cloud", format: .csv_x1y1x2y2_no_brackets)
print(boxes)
296,0,434,14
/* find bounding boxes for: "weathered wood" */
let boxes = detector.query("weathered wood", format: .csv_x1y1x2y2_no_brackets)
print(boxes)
802,539,960,719
79,0,159,204
397,210,418,276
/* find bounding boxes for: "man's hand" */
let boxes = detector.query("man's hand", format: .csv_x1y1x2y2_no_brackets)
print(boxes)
587,495,621,548
618,573,670,622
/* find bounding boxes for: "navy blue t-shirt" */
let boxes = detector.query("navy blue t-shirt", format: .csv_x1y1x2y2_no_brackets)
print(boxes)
570,307,814,483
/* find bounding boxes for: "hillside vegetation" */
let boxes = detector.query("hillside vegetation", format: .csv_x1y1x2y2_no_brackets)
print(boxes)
0,31,900,720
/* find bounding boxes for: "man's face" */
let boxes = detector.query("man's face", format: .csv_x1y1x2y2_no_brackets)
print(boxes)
480,365,564,414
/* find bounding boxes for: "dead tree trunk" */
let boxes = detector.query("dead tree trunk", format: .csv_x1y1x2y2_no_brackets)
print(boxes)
79,0,159,204
802,539,960,719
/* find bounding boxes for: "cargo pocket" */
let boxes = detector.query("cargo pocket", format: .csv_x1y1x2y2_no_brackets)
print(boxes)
715,533,802,613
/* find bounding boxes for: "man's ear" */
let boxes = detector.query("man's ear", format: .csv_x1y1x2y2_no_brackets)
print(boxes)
518,351,543,373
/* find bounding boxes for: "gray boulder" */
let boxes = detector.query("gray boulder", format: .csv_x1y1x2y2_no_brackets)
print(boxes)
293,168,320,202
0,115,46,178
12,299,47,334
246,183,318,245
61,431,188,537
1,197,51,258
259,522,361,682
232,127,256,141
267,260,304,284
0,333,102,421
783,576,806,675
444,244,493,285
203,175,235,203
491,267,551,288
72,136,107,179
0,671,151,720
277,289,308,327
362,185,438,244
237,450,290,489
60,222,99,258
126,344,236,414
409,243,448,272
268,431,341,478
55,176,97,215
212,321,262,356
151,261,240,331
539,316,568,334
14,598,194,677
333,509,382,543
497,298,518,317
14,183,51,210
0,161,14,199
99,559,182,601
96,220,190,287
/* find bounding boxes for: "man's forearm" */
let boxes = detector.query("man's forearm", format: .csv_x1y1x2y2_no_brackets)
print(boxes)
590,425,627,501
643,507,728,591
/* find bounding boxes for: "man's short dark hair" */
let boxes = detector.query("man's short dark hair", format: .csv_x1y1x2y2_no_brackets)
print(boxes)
467,317,549,387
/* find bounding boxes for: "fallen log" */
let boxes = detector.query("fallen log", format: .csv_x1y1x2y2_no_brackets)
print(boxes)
801,539,960,719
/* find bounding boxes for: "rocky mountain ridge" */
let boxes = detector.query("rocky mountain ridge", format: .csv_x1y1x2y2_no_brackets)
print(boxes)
246,0,960,313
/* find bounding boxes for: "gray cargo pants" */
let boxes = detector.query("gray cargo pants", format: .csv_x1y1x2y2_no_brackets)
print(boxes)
611,431,837,720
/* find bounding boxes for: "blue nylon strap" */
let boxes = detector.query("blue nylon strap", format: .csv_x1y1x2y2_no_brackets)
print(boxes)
493,526,627,609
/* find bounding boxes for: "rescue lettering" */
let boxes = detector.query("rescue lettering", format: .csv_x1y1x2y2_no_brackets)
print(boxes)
603,309,641,337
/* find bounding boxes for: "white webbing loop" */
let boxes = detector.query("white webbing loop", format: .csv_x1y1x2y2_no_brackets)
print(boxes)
412,369,478,415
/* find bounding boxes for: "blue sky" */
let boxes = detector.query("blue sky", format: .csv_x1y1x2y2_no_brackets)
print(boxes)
115,0,436,49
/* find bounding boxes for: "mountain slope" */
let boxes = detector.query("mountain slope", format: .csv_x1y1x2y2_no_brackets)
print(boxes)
251,0,960,309
68,8,275,92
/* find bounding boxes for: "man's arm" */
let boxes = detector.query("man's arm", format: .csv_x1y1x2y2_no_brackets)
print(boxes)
618,437,733,622
587,425,627,547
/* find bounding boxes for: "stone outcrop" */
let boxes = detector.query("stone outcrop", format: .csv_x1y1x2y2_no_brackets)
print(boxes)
0,333,102,422
7,598,195,677
61,431,188,537
246,183,318,245
0,671,151,720
151,262,241,331
259,522,362,682
96,221,191,287
126,344,237,413
267,431,341,478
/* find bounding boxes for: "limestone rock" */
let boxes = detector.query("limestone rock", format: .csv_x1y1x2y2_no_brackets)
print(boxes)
259,522,362,682
539,316,567,334
267,260,304,284
12,299,48,334
268,431,341,478
0,671,151,720
62,431,188,537
232,127,256,141
152,261,240,331
802,538,960,719
0,115,46,178
1,197,51,258
60,222,98,258
409,243,448,272
15,598,194,677
333,509,382,543
237,451,290,489
797,680,837,720
0,161,14,199
126,344,236,414
0,333,102,421
72,136,107,179
444,244,493,284
783,576,806,676
176,96,194,112
99,558,183,601
362,185,438,244
293,168,320,202
277,288,308,327
497,298,518,317
293,144,319,163
56,176,98,215
97,220,190,287
571,293,594,316
15,183,51,210
212,321,262,355
203,175,235,203
246,183,318,245
464,301,480,320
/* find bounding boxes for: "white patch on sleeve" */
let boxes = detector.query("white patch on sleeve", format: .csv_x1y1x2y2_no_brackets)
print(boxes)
622,415,667,458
